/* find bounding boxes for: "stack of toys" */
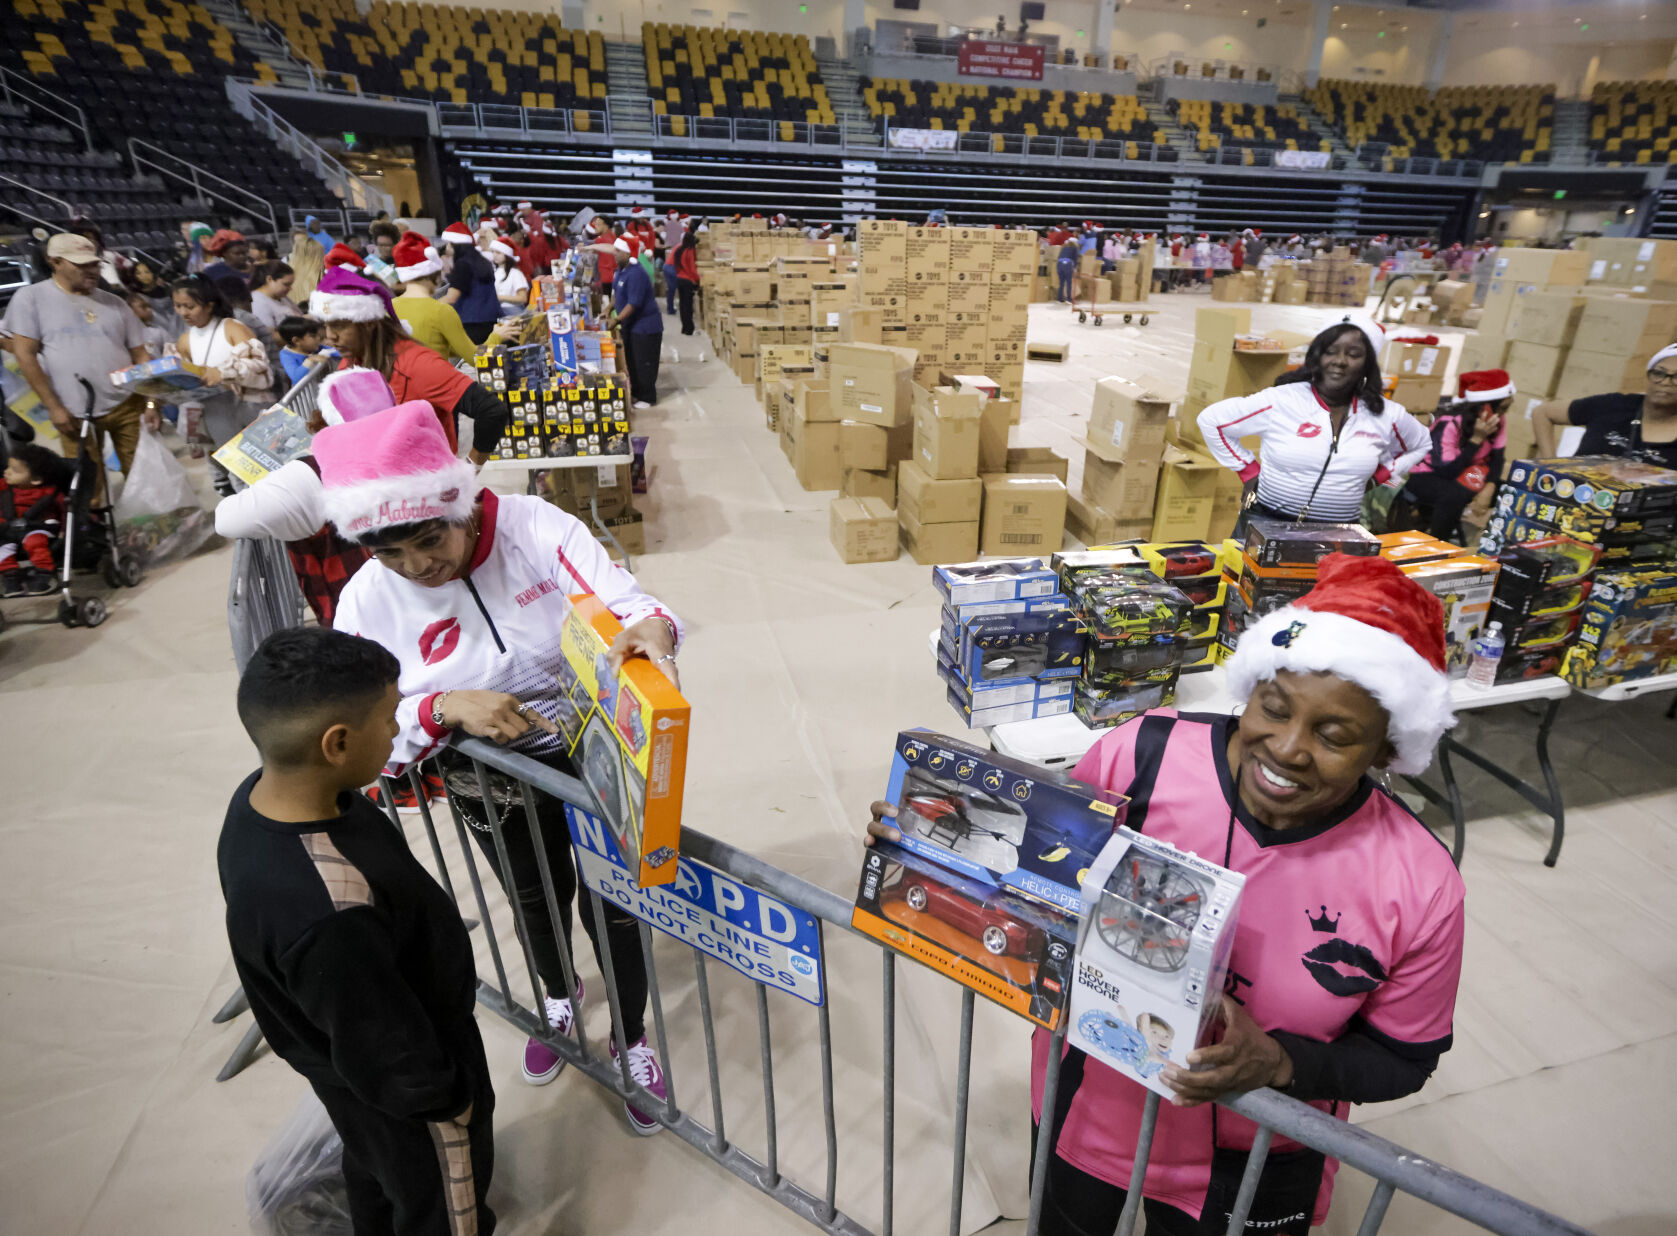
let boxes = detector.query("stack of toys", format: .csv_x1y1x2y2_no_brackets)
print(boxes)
852,729,1128,1029
1481,457,1677,567
1562,565,1677,689
499,374,632,461
1217,519,1382,656
1055,548,1195,729
1377,530,1503,678
933,559,1086,728
1485,535,1602,682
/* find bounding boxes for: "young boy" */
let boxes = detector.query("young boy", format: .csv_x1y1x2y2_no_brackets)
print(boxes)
220,626,495,1234
123,289,171,358
1,442,74,596
278,316,337,388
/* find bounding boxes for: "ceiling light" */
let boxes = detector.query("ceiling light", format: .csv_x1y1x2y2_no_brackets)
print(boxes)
1341,22,1348,28
1627,207,1636,215
1574,16,1582,21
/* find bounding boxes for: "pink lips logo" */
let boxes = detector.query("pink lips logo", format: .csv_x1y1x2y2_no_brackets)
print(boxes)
1296,423,1322,438
419,618,461,665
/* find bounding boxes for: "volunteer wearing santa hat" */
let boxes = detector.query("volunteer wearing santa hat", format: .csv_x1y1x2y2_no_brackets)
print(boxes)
311,267,507,461
390,232,485,365
1398,368,1514,540
1531,343,1677,470
321,401,683,1131
487,237,529,312
436,221,501,344
1198,314,1431,530
323,242,366,271
611,234,663,408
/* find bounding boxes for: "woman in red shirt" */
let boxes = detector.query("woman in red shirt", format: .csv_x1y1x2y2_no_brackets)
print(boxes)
309,268,508,463
673,229,702,336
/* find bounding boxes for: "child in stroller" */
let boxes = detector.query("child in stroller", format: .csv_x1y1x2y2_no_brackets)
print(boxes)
1,443,74,596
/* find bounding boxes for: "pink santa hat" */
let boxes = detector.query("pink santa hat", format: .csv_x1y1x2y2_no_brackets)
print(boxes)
309,266,397,324
314,402,477,540
316,367,396,427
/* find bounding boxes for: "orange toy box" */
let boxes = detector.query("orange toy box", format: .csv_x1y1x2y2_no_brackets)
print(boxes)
557,595,691,887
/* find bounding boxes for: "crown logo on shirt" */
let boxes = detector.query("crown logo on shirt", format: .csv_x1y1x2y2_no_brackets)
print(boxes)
1307,905,1342,933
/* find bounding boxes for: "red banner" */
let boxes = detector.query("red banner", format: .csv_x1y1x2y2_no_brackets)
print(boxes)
957,39,1045,81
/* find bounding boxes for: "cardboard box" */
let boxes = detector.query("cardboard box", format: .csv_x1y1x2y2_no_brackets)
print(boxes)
1089,378,1171,458
1151,446,1222,541
1493,247,1589,288
1384,341,1448,379
1571,297,1677,358
911,384,984,479
843,465,897,506
898,461,982,525
830,495,899,563
1554,347,1654,402
558,594,690,887
1026,340,1070,362
1065,491,1152,547
1505,340,1570,400
1080,436,1162,520
1508,293,1587,349
785,406,843,491
898,508,980,565
838,307,885,345
1390,375,1446,413
979,398,1012,473
828,343,918,427
1006,446,1069,484
981,474,1068,556
1457,333,1508,374
1181,308,1305,441
838,420,888,471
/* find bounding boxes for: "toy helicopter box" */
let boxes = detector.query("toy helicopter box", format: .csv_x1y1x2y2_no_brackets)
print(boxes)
1068,828,1245,1099
882,728,1126,914
854,839,1078,1029
556,595,690,887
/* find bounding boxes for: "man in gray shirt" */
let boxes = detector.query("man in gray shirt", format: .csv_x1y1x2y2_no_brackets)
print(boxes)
3,233,150,472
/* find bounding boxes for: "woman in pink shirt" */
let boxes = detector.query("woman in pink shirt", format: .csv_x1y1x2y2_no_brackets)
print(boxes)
872,556,1466,1235
1399,368,1513,541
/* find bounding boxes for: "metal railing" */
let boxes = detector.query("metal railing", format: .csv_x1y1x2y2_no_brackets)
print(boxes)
0,172,76,225
223,79,393,216
877,118,1179,163
0,64,93,152
367,728,1598,1236
436,99,611,140
126,137,277,233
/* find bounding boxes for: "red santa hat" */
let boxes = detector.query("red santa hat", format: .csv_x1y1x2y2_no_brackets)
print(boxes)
439,221,474,247
488,238,517,260
515,200,533,211
1226,554,1454,775
315,401,477,541
1457,368,1514,402
1196,233,1209,242
323,242,365,269
392,231,442,281
613,234,640,258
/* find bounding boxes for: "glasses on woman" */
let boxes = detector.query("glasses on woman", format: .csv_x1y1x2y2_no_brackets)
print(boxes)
1647,367,1677,387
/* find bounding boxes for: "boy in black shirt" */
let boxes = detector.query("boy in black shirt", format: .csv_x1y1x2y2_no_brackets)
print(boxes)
220,627,495,1235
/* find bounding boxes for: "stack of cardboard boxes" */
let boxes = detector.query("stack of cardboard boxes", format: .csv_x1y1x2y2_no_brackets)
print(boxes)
1302,248,1373,307
1382,336,1453,414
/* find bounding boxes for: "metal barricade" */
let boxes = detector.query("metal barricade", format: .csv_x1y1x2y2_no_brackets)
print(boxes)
380,737,1596,1236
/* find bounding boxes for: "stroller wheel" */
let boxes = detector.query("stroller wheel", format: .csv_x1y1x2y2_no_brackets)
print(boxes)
118,557,144,588
101,555,121,588
78,596,108,628
59,599,80,628
1077,311,1088,324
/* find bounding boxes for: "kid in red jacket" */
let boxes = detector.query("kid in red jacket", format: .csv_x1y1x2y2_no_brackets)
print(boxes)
1,443,74,596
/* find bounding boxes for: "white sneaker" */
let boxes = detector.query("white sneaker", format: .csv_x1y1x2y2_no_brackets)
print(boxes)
610,1035,667,1135
632,400,652,410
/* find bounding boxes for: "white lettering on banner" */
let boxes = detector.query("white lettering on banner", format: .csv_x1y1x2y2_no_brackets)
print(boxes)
887,128,959,151
1275,150,1332,170
565,804,825,1005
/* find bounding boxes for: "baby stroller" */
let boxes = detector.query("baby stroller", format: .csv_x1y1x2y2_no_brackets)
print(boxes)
0,378,144,632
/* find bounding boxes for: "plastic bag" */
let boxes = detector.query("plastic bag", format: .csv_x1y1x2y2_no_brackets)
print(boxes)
113,428,213,566
246,1091,352,1236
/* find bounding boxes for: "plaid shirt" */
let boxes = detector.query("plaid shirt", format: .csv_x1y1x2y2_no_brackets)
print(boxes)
286,458,370,626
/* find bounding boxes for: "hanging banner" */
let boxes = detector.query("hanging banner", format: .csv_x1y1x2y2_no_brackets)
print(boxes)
1275,150,1332,170
957,39,1045,81
887,128,959,151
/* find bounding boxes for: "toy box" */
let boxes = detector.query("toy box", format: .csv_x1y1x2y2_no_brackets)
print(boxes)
1052,547,1152,593
944,681,1074,729
854,840,1078,1029
957,609,1087,687
1073,675,1179,729
1398,554,1500,677
110,355,206,400
879,729,1126,913
937,593,1074,663
1503,456,1677,519
1500,488,1677,544
211,406,311,486
934,558,1059,606
1070,569,1196,644
555,595,690,887
1561,566,1677,688
1243,518,1380,567
1067,829,1245,1098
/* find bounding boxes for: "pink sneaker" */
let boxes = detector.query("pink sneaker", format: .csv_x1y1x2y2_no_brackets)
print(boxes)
611,1034,667,1135
522,982,583,1085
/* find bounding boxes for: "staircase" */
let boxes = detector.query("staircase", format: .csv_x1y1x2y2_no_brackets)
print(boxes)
1144,100,1198,160
815,52,881,147
197,0,314,89
603,40,654,139
1550,97,1591,166
1287,93,1354,160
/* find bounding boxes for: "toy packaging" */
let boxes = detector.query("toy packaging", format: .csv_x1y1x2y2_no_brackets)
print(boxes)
1067,828,1245,1099
854,840,1078,1029
555,595,690,887
1243,518,1380,567
1562,566,1677,689
1503,456,1677,519
211,406,312,487
110,355,206,400
938,593,1071,661
878,729,1126,913
1398,554,1501,677
1073,675,1178,729
933,558,1059,606
957,608,1087,686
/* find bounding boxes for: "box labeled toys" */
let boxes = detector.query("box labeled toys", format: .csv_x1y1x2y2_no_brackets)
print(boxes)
1067,829,1245,1098
556,595,691,887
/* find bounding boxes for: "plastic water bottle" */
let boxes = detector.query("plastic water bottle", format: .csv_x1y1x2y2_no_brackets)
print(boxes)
1466,622,1505,689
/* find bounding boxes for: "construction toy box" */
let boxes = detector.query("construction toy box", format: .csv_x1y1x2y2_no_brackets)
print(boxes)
1562,566,1677,689
878,729,1126,914
555,595,690,887
1067,828,1245,1099
855,840,1078,1029
1399,554,1501,677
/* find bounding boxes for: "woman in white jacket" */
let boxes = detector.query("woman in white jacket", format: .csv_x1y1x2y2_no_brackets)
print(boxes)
315,401,683,1134
1196,314,1431,531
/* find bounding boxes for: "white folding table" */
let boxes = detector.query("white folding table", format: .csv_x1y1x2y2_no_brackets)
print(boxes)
478,453,637,567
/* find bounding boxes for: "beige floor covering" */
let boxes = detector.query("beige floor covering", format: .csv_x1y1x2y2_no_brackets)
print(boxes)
3,294,1675,1236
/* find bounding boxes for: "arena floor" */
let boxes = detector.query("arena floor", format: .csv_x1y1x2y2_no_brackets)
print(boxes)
3,294,1675,1236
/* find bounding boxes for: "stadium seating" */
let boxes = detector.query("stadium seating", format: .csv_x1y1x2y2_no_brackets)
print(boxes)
1307,80,1553,163
1168,99,1328,157
1589,81,1677,165
1,0,341,218
859,79,1166,148
642,23,832,133
245,0,607,109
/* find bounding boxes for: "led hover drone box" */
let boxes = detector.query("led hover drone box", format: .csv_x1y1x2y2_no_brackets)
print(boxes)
880,729,1126,913
855,839,1078,1030
557,595,690,887
1068,828,1245,1099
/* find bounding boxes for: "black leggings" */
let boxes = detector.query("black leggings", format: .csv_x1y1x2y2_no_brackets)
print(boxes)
446,758,648,1041
1030,1120,1207,1236
677,278,698,335
1400,471,1475,540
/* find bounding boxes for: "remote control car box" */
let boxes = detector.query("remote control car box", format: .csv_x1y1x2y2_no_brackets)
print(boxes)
882,729,1126,913
1068,828,1245,1098
556,595,691,887
854,840,1077,1029
933,558,1059,606
1243,518,1381,567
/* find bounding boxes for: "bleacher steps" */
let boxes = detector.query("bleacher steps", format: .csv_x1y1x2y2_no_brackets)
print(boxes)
199,0,314,89
1550,98,1590,166
603,40,655,138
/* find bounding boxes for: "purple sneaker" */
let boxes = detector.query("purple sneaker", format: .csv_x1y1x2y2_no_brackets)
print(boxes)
522,982,583,1085
611,1034,667,1135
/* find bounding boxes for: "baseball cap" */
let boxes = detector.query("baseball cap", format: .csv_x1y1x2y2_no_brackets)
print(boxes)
46,233,100,264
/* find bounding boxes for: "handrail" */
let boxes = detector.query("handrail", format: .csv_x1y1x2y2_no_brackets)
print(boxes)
224,79,394,216
0,64,93,152
0,172,75,220
126,137,276,231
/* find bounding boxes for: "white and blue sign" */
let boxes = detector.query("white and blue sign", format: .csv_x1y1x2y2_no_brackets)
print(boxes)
566,805,825,1006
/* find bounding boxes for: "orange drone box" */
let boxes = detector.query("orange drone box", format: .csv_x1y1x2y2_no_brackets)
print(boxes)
558,595,690,887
